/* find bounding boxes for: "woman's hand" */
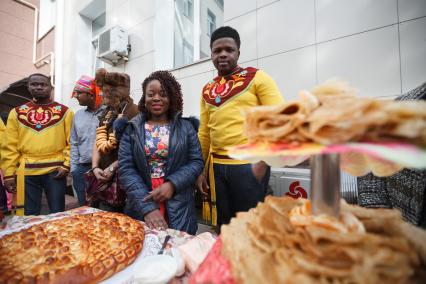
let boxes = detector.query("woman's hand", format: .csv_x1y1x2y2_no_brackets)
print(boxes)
93,168,110,182
144,209,168,230
143,182,174,203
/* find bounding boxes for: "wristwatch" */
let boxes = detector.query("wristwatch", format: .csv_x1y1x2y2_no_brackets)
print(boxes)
108,165,115,173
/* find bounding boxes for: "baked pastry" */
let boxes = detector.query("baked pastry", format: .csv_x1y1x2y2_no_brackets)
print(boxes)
0,212,144,283
220,196,426,283
244,80,426,146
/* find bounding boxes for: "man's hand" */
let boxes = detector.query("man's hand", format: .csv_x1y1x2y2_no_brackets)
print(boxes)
53,167,69,179
251,161,268,183
144,209,168,230
93,168,110,182
143,182,174,203
4,178,17,193
196,174,209,196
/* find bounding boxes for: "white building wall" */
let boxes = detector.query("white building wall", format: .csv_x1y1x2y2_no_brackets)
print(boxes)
58,0,426,116
55,0,94,110
57,0,158,110
174,0,426,117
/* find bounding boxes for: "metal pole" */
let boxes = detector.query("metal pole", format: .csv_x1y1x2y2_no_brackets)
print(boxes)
310,153,341,216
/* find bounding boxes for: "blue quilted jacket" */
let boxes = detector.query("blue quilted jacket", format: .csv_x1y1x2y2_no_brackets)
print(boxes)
118,113,203,234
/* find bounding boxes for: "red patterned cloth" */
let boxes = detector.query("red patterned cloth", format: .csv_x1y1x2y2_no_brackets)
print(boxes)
151,177,167,219
202,67,257,107
16,102,69,132
189,238,236,284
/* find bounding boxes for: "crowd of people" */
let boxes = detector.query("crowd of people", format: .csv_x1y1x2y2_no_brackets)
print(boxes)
0,25,424,234
0,26,283,234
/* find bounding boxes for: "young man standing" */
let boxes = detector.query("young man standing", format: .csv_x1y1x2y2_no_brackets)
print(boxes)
197,26,284,229
70,75,103,206
1,74,74,215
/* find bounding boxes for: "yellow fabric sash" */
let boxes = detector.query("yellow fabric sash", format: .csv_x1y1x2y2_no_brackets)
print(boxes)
202,153,217,226
202,151,249,227
12,156,26,216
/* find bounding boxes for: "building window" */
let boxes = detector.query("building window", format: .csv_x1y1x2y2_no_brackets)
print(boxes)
91,11,106,73
183,39,194,65
92,12,106,37
183,0,193,21
91,39,104,74
174,0,224,69
207,9,216,36
79,0,106,73
214,0,224,9
39,0,56,39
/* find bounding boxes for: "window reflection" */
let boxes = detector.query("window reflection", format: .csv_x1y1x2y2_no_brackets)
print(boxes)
174,0,224,68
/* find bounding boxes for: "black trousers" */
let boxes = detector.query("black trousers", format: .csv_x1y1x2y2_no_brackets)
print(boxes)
213,163,270,229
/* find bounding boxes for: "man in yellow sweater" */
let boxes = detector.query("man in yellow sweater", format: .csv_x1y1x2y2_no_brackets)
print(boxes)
197,26,284,229
1,74,74,215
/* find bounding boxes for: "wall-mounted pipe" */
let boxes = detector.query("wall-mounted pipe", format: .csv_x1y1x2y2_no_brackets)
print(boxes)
13,0,55,87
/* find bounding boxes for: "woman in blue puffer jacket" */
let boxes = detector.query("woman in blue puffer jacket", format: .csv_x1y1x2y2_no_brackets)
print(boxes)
118,71,203,234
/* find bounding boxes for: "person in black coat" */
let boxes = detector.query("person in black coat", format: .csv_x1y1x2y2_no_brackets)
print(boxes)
118,71,203,234
357,81,426,228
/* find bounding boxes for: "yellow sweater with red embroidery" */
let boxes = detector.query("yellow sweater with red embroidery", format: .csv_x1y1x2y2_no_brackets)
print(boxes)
198,67,284,163
0,101,74,179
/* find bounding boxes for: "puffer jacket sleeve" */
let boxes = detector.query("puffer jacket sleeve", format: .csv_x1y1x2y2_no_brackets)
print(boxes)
166,121,204,194
118,125,158,217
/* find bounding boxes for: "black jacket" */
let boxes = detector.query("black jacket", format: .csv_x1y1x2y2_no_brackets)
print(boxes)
118,113,203,234
357,81,426,228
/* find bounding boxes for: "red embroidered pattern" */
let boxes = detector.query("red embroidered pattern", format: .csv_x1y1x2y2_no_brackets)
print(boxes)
202,67,257,107
16,102,68,132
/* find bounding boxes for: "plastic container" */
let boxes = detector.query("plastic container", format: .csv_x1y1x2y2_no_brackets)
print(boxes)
133,254,178,284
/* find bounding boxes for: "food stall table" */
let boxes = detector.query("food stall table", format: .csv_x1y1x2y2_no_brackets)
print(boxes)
0,206,198,283
229,142,426,216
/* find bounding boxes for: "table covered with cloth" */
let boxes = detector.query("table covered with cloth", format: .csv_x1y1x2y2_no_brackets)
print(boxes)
0,206,196,283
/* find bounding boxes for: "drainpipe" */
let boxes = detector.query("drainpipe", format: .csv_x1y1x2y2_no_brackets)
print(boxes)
13,0,55,87
53,0,64,103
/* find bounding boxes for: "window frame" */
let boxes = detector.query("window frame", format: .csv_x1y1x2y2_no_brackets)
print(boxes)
207,9,216,37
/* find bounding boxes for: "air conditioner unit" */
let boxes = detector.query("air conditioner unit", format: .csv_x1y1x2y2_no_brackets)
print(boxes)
270,168,358,204
98,26,129,65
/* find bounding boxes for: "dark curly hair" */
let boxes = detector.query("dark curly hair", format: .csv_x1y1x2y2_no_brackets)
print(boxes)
210,26,240,49
138,70,183,118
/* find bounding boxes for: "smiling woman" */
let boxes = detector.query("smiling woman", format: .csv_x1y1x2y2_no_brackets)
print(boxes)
144,79,171,121
118,70,203,235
